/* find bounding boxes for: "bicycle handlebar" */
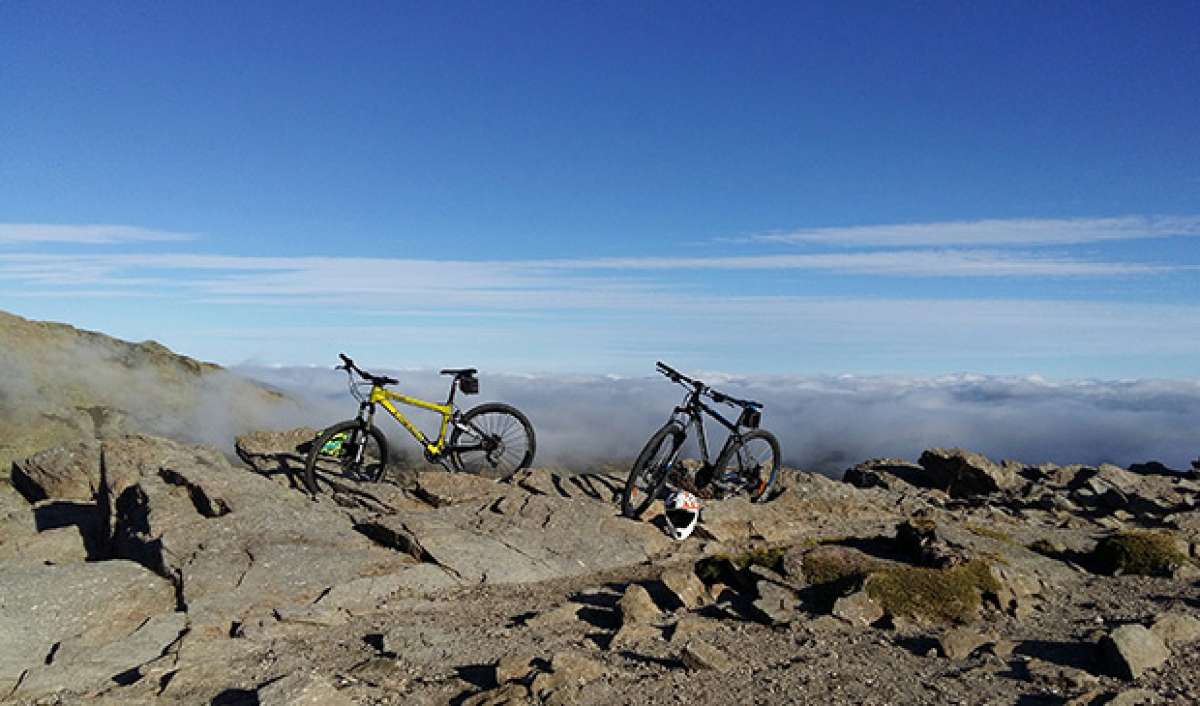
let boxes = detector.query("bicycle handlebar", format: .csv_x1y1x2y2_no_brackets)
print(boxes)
655,361,762,410
335,353,399,386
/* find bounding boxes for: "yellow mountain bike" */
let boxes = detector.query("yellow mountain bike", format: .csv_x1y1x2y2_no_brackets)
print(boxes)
303,354,536,493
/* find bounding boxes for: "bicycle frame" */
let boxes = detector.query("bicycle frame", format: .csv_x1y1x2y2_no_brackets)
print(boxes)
356,383,461,457
668,387,744,468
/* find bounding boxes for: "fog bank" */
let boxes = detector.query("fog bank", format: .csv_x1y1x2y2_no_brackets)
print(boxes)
238,366,1200,475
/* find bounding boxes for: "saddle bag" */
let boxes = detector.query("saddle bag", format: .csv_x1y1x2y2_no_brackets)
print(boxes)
459,374,480,395
738,407,761,429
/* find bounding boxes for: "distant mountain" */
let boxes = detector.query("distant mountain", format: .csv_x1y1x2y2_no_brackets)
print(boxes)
0,309,299,472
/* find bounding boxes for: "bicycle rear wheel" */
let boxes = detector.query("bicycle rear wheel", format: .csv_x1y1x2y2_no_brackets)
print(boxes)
621,423,684,518
303,420,389,494
714,429,781,502
449,403,536,480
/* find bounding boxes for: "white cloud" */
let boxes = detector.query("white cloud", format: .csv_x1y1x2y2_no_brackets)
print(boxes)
530,250,1171,276
0,223,195,244
746,215,1200,247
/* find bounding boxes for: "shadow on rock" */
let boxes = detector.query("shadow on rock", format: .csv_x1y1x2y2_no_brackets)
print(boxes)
33,500,110,560
1014,639,1097,672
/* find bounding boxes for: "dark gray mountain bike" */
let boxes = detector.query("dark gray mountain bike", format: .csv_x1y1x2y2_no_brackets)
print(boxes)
621,362,782,518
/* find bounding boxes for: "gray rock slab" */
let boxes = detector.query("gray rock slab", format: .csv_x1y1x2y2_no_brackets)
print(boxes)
14,610,187,698
1100,624,1170,680
0,560,176,697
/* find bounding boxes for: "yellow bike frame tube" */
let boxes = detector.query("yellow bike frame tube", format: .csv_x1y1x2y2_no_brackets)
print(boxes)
370,386,453,454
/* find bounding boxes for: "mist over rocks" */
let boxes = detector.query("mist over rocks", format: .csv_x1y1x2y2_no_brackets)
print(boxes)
0,309,324,471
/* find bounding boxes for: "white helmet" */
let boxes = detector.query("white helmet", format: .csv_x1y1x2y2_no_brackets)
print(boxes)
664,491,701,541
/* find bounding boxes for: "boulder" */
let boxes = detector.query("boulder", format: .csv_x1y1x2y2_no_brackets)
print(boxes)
988,564,1043,618
10,440,102,502
842,458,927,490
1023,657,1100,696
233,427,318,474
525,602,583,630
752,579,797,625
548,651,605,685
1099,624,1170,680
679,640,735,672
895,513,969,568
831,590,883,627
494,652,538,685
670,614,721,644
660,567,708,610
918,448,1019,498
618,584,660,626
529,651,607,703
938,626,990,660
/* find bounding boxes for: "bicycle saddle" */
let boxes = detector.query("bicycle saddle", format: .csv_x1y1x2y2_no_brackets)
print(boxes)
440,368,478,376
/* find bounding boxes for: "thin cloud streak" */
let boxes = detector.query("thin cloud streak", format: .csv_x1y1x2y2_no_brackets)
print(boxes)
0,248,1175,300
0,223,195,244
531,250,1172,276
746,215,1200,247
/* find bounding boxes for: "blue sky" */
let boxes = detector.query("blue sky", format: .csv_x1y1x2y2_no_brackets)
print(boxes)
2,2,1198,377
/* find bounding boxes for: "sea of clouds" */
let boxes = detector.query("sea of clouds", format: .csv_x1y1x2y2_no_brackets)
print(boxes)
237,366,1200,475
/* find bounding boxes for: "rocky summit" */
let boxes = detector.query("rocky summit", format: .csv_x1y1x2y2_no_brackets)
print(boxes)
2,313,1199,704
0,427,1195,705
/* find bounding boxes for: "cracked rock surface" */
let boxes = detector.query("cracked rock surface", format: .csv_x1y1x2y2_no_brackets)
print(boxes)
1,429,1199,704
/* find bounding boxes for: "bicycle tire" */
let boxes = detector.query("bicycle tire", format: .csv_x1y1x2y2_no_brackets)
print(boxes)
448,403,536,480
303,420,390,494
714,428,781,502
621,422,685,518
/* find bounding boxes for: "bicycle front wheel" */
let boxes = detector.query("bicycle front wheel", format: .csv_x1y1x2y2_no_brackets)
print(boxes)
303,420,390,494
621,423,684,519
449,403,536,480
715,429,781,502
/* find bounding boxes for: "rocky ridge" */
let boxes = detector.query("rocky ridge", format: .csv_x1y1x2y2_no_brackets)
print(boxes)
0,428,1197,704
0,308,293,471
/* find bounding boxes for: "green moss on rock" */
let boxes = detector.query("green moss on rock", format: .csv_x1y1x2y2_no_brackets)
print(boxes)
864,559,1000,624
966,524,1016,545
695,546,787,584
801,546,886,586
1091,531,1188,577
